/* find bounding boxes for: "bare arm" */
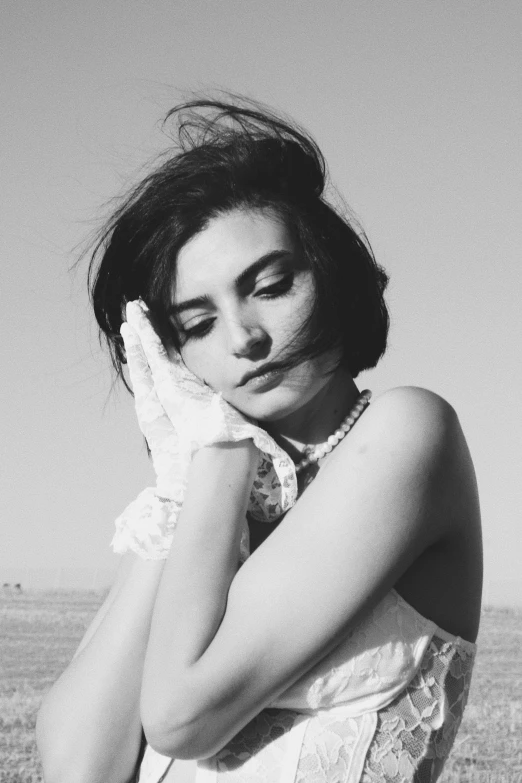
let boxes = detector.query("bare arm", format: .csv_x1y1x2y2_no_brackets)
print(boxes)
139,439,258,736
36,552,164,783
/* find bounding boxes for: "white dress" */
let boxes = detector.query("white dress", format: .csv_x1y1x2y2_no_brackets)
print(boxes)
136,588,476,783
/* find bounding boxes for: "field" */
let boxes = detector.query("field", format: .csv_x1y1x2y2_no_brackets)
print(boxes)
1,591,521,783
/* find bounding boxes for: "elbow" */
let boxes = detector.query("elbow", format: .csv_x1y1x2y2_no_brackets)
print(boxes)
144,726,225,761
36,737,82,783
36,703,72,783
141,672,242,760
141,702,198,760
143,723,196,761
36,701,136,783
37,758,86,783
143,717,211,761
140,681,190,758
37,746,134,783
141,696,224,760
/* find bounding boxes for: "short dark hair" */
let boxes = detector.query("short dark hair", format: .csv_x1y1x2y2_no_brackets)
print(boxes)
88,97,389,387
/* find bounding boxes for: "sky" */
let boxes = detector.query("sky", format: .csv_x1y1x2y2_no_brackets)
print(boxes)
1,0,521,603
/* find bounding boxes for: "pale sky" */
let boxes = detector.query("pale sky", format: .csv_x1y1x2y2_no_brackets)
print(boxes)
1,0,521,603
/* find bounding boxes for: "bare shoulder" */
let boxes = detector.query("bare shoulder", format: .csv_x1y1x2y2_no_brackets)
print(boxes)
324,385,478,540
348,388,482,638
350,386,464,464
366,385,458,433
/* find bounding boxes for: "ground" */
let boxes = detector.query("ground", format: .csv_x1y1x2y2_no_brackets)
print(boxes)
1,591,521,783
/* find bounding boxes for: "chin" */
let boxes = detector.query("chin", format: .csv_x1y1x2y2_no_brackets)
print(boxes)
227,382,325,424
222,355,340,424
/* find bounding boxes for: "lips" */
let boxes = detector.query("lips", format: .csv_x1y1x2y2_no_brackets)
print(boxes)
238,362,286,387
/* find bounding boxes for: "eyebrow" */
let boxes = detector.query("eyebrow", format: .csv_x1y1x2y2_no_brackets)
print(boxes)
169,250,294,316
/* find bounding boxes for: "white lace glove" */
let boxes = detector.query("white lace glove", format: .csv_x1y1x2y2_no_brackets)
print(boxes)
111,300,298,560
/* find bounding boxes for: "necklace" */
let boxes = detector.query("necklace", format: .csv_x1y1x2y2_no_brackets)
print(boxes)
295,389,372,474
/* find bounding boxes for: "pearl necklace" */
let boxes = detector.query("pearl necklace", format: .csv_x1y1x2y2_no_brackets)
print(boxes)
295,389,372,474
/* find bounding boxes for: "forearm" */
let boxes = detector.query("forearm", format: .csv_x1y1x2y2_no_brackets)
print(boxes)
36,554,164,783
141,440,257,747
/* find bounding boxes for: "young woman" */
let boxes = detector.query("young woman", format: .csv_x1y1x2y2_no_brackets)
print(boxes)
36,99,482,783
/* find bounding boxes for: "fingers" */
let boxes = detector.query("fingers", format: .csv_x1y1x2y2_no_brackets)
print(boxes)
126,301,174,386
121,322,175,448
125,300,218,431
120,321,154,402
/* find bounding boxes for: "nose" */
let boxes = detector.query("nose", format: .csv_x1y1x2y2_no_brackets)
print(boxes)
226,315,269,358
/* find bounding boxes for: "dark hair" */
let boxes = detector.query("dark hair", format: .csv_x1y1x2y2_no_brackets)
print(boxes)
88,97,389,387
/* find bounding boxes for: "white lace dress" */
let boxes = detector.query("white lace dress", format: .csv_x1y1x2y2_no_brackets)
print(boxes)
136,587,475,783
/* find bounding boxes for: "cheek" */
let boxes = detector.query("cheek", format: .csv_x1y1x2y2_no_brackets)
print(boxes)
288,276,316,323
179,344,224,390
273,285,315,346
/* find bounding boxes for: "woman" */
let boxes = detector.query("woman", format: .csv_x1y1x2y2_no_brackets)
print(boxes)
36,99,482,783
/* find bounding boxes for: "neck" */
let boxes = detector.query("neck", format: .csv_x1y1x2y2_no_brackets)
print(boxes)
263,365,359,460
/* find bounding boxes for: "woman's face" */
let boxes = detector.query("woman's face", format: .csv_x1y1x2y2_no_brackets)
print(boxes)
170,208,337,422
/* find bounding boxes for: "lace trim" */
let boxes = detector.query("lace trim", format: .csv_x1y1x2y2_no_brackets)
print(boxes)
179,390,299,523
111,487,251,563
111,489,182,560
295,712,377,783
198,708,308,783
360,633,476,782
111,424,297,560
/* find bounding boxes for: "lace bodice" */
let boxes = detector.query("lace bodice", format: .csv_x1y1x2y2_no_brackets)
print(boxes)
137,590,476,783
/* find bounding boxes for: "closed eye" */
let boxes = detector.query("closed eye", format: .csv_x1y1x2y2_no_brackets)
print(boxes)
255,273,294,299
179,317,216,341
178,273,295,342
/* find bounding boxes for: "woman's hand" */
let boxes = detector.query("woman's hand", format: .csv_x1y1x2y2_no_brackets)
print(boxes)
113,301,260,562
113,300,298,561
125,299,252,461
121,315,186,503
112,318,187,560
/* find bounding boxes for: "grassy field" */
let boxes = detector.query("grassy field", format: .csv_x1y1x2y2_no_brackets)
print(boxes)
1,591,521,783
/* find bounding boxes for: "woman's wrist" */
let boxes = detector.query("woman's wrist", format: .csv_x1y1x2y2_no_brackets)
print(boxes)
184,439,258,534
194,438,259,476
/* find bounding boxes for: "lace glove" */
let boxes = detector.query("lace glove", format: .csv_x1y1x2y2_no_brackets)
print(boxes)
111,300,298,560
111,318,191,559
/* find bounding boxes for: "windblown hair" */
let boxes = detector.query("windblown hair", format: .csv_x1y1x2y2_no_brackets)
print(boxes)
88,97,389,386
